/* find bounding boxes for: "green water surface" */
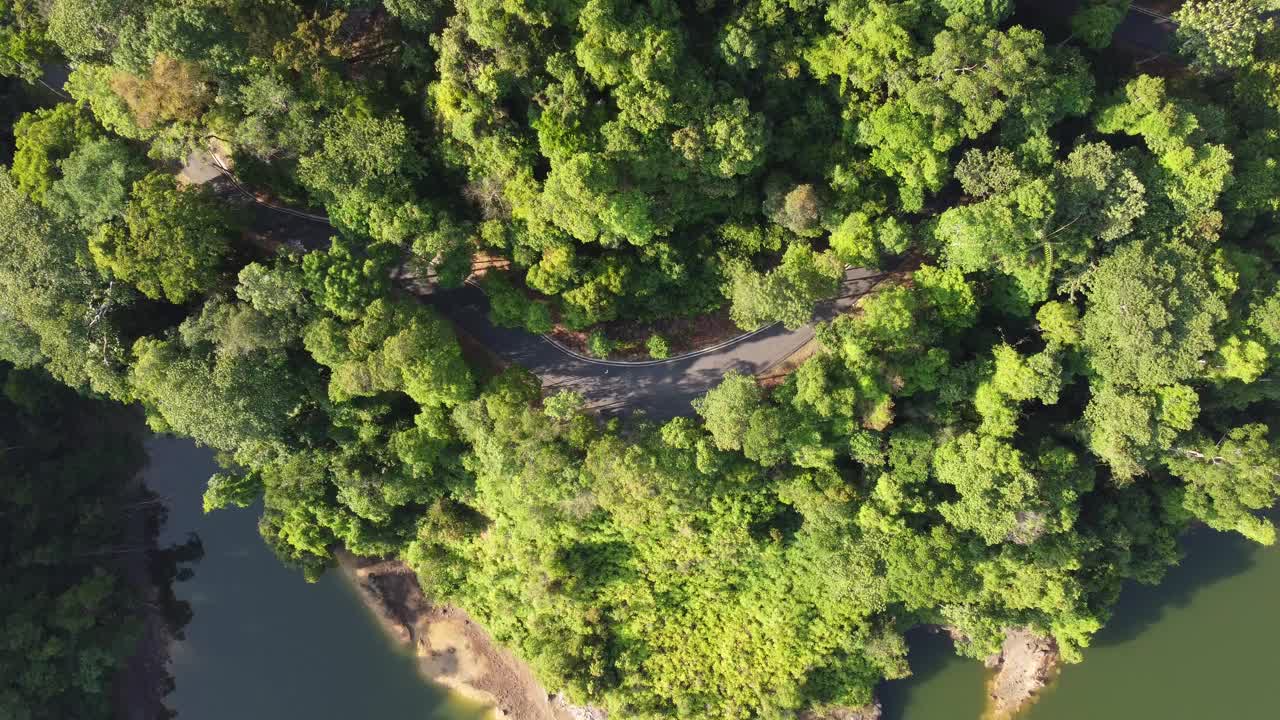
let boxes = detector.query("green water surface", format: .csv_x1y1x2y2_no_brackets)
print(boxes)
146,436,490,720
881,523,1280,719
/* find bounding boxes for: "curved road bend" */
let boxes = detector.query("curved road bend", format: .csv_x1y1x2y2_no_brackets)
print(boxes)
189,153,890,417
404,1,1209,416
427,267,887,419
172,1,1191,416
173,3,1192,420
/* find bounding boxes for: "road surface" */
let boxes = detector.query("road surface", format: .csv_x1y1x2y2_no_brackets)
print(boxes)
191,1,1194,416
196,161,885,417
428,269,886,418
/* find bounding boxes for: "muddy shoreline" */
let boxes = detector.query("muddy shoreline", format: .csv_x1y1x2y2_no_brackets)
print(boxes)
339,551,896,720
338,553,1063,720
336,551,606,720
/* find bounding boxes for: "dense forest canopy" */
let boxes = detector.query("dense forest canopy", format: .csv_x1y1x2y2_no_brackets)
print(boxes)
3,1,1280,718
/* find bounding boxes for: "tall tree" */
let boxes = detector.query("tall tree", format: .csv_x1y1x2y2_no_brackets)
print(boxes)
90,172,234,304
1174,0,1273,71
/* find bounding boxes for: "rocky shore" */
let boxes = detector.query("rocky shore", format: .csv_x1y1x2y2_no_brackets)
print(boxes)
984,628,1060,719
336,551,607,720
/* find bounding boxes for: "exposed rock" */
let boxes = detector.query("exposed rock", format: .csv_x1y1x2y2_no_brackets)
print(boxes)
985,628,1060,719
350,558,424,645
932,623,971,646
336,551,607,720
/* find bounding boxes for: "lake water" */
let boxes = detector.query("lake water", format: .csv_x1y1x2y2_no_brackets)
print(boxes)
144,436,489,720
146,435,1278,720
880,522,1280,719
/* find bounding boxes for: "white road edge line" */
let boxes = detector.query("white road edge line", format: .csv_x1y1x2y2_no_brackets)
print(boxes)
1130,5,1174,22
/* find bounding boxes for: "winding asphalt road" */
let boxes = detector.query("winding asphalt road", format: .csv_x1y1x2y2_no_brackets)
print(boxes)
185,2,1192,417
192,154,890,417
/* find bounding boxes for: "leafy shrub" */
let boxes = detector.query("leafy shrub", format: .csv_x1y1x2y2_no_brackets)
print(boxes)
647,333,670,359
586,330,615,358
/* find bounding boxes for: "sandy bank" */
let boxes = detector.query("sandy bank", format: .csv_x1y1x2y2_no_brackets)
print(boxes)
984,628,1060,719
339,549,893,720
336,551,606,720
